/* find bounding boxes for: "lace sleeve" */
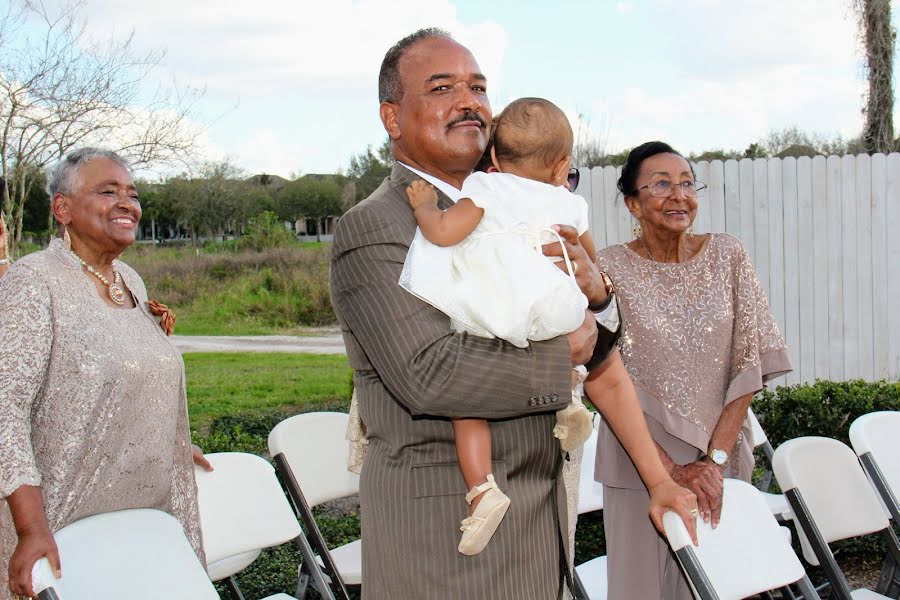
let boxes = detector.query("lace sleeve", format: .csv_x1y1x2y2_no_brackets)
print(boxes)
725,238,791,403
0,265,53,497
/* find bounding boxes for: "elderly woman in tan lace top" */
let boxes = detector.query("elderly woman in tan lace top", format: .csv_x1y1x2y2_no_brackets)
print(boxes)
593,141,791,600
0,149,205,599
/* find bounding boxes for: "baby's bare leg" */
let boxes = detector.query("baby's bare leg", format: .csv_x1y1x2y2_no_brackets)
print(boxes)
452,417,493,513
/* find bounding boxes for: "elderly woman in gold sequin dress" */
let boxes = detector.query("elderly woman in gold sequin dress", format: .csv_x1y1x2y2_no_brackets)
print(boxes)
593,142,791,600
0,148,206,599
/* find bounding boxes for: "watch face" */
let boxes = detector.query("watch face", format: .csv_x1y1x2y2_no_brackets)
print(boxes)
710,449,728,465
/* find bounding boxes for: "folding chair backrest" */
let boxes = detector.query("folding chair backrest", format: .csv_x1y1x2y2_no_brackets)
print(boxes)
849,411,900,510
32,509,218,600
195,452,302,566
746,409,768,448
578,427,604,515
663,479,811,600
772,436,889,546
268,412,359,507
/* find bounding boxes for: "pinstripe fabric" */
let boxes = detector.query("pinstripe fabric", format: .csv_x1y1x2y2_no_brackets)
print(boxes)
330,164,575,599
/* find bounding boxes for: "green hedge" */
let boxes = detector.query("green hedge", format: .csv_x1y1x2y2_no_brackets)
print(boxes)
202,380,899,598
753,379,900,447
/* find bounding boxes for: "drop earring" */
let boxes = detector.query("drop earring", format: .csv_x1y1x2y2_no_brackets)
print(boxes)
632,222,642,239
63,226,71,250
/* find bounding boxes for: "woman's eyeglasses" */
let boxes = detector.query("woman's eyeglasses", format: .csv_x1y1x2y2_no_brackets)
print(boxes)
567,167,580,192
635,179,707,198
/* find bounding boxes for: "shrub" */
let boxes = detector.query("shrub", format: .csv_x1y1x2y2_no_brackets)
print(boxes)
753,379,900,448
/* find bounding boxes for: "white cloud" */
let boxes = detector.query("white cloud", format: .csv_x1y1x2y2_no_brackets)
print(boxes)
75,0,508,98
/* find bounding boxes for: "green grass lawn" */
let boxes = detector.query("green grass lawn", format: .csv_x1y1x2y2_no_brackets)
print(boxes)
185,352,352,433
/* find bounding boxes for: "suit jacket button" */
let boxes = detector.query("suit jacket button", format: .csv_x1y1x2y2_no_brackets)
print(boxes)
550,393,559,402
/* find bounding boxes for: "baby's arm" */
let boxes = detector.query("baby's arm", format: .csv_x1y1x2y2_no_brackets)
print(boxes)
407,180,484,247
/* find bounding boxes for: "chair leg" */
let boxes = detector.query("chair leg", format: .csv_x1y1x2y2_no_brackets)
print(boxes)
37,590,61,600
793,575,821,600
572,570,590,599
224,576,246,600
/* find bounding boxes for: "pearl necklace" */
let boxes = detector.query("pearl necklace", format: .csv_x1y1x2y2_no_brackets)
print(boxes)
70,250,126,306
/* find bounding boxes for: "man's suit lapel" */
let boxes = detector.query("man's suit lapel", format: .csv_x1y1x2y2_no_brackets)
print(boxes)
390,163,456,211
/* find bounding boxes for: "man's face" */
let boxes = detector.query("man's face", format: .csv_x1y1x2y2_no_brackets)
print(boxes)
387,37,492,176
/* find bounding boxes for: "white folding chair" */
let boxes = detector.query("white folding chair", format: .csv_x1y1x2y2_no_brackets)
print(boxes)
663,478,819,600
773,436,900,600
745,409,793,520
849,411,900,525
573,415,607,600
32,508,218,600
195,452,304,600
849,411,900,597
269,412,360,600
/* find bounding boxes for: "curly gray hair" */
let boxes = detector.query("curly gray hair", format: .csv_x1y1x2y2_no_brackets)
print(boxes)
47,148,132,197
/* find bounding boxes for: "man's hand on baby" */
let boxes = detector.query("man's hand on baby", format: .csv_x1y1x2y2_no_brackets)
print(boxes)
406,180,438,211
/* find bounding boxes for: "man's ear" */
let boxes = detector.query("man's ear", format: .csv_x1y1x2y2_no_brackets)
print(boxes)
380,102,401,140
52,193,71,225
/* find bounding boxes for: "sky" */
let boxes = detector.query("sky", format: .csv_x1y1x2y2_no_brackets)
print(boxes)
43,0,900,177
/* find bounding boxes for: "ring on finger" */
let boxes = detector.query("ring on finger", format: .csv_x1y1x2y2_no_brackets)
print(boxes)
572,261,579,275
690,508,699,517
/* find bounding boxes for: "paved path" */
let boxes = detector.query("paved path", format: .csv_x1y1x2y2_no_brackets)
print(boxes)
172,332,346,354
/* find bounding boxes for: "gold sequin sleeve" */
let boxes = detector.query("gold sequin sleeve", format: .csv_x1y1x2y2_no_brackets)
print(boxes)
0,264,52,497
725,238,792,404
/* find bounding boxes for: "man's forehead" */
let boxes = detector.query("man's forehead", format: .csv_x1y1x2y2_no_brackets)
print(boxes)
400,37,483,80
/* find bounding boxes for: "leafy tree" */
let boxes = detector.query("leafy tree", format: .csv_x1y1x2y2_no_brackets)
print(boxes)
241,210,294,251
0,1,203,256
347,139,393,203
277,177,344,242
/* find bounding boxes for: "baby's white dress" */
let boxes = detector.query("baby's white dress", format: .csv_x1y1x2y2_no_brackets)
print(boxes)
399,171,589,348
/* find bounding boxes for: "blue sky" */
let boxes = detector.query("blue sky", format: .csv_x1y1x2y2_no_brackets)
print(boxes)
62,0,900,177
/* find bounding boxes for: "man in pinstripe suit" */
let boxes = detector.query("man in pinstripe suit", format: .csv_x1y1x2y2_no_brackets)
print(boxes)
330,29,618,599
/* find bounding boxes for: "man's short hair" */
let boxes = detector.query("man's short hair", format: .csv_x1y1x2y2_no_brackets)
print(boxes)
48,147,132,197
378,28,454,104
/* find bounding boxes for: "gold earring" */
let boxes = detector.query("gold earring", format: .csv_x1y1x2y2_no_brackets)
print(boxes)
687,225,694,238
63,226,71,250
632,222,642,239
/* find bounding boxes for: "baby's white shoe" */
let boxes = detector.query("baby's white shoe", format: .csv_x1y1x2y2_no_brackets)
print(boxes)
554,395,594,452
458,474,511,556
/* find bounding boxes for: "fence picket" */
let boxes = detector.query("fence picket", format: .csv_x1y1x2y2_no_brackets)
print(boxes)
886,153,900,380
870,154,889,379
854,154,874,381
812,156,830,380
709,160,727,233
796,157,815,384
781,157,800,385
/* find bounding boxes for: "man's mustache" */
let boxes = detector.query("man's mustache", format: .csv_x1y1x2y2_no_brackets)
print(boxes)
446,111,486,129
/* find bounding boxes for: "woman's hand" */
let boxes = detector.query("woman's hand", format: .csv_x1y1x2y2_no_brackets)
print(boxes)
541,225,606,305
672,459,725,527
192,444,214,472
8,522,60,597
406,180,438,212
647,478,699,545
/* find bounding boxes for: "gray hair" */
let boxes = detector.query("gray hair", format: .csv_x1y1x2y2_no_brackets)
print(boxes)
47,148,133,197
378,28,454,104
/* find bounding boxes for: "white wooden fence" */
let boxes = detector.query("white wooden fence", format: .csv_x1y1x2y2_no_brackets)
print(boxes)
578,153,900,386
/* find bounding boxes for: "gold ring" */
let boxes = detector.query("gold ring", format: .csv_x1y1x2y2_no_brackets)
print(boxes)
690,508,699,517
572,261,579,275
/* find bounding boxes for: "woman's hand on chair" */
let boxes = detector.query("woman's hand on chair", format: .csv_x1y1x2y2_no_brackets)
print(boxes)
647,478,699,546
8,522,60,597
